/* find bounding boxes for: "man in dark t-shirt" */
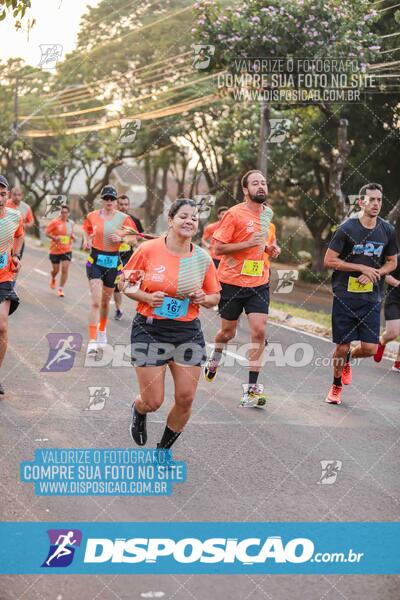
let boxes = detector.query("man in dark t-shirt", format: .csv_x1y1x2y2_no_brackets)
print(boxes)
373,251,400,372
323,183,397,404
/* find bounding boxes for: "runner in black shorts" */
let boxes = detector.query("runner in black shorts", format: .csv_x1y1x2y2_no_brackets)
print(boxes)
45,204,75,297
119,199,220,450
324,183,397,404
82,185,138,355
113,194,139,320
203,170,280,408
374,251,400,372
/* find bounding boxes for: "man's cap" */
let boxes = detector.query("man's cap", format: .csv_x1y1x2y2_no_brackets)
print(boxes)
100,185,117,199
0,175,10,189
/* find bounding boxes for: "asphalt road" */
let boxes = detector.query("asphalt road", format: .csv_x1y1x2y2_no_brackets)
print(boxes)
0,243,399,599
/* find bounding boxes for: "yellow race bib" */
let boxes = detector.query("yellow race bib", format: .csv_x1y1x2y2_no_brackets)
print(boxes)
241,259,264,277
119,242,131,252
347,276,373,293
59,235,70,245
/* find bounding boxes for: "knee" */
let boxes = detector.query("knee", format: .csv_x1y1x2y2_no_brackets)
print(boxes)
220,327,236,343
0,319,7,336
251,326,266,342
141,394,164,413
174,392,194,412
92,298,100,310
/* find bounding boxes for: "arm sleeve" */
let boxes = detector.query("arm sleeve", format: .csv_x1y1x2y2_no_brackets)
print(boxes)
328,226,347,254
385,227,399,257
202,258,221,294
124,215,138,233
212,211,235,244
15,217,24,238
122,244,146,274
82,215,92,235
267,222,276,245
25,206,34,225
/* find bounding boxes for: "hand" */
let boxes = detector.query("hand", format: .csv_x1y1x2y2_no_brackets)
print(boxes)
189,289,206,304
109,233,121,243
266,243,281,258
358,265,381,283
71,234,76,241
11,256,21,273
246,232,265,249
147,291,166,307
83,240,91,252
54,236,61,242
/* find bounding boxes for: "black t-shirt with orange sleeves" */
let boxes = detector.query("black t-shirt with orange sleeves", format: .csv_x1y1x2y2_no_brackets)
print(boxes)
46,218,74,254
122,236,221,322
212,202,274,287
0,207,24,283
83,209,138,253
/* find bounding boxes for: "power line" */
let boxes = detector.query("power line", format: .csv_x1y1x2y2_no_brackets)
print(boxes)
23,94,218,138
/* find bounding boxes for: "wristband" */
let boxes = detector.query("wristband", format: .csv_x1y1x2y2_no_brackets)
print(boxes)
13,253,22,260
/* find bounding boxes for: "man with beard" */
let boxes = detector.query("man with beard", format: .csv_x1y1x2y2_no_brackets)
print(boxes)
203,170,280,407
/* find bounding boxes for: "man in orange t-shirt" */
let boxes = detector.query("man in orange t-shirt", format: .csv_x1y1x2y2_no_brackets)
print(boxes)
6,187,34,259
45,204,75,297
204,170,281,408
0,175,24,395
202,205,228,268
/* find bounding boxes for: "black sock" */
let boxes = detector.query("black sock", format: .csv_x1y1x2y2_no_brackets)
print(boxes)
333,376,342,387
158,425,181,449
249,371,259,385
345,351,351,364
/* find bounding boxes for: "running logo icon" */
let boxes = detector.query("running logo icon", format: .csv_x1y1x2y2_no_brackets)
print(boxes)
38,44,63,69
85,386,110,410
267,119,291,144
41,529,82,568
45,195,66,218
41,333,82,372
275,270,299,294
318,460,342,485
191,44,215,69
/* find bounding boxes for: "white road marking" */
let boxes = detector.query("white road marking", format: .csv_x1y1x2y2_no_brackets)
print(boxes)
34,268,48,276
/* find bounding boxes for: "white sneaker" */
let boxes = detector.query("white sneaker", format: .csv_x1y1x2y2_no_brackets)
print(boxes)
96,330,107,348
239,383,267,408
391,363,400,373
87,340,98,355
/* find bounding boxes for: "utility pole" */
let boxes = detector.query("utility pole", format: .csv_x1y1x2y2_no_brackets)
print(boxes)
13,76,19,138
257,99,270,178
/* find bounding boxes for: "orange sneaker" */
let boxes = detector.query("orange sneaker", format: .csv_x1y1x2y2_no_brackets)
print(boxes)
50,278,56,290
57,288,64,297
342,362,352,385
325,384,342,405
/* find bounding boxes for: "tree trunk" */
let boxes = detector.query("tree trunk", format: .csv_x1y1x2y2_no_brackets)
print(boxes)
311,235,328,273
387,198,400,244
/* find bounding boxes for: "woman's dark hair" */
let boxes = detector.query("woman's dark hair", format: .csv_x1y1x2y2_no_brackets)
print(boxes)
168,198,196,219
217,206,229,216
60,204,70,211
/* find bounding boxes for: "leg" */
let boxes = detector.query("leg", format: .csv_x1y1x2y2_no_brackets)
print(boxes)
59,260,70,288
381,319,400,344
100,286,114,324
88,279,102,339
134,365,167,414
213,318,237,351
167,362,200,432
50,261,60,281
114,289,122,311
0,300,10,369
332,343,351,379
246,312,268,375
352,341,378,359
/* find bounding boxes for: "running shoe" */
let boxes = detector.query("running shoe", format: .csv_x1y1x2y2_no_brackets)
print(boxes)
50,278,56,290
204,357,219,382
96,330,107,348
57,288,64,298
86,340,98,356
130,404,147,446
239,383,267,408
114,309,123,320
342,362,352,385
374,342,386,363
325,384,342,405
391,361,400,373
0,383,4,395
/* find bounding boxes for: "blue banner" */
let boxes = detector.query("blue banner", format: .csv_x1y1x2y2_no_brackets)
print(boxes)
0,522,398,574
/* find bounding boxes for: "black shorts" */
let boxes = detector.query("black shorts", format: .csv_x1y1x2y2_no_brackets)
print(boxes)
332,296,381,344
384,300,400,321
114,251,133,292
49,252,72,264
0,282,19,315
130,313,206,367
213,258,220,269
218,282,269,321
86,248,122,289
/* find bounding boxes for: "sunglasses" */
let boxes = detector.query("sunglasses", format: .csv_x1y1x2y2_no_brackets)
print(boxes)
102,196,116,201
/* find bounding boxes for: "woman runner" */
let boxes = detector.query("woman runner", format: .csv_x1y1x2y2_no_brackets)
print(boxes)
120,199,220,450
83,185,137,355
